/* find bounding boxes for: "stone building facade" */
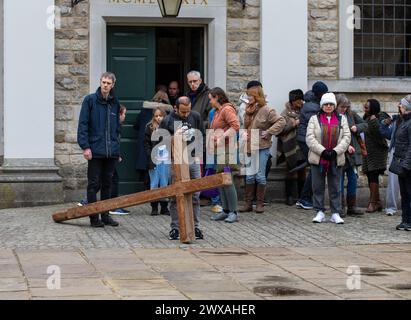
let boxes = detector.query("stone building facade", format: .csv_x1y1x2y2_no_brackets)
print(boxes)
1,0,409,207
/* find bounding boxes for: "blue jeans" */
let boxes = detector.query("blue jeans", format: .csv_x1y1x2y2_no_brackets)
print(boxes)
341,166,357,198
245,148,271,185
211,194,221,206
149,162,170,190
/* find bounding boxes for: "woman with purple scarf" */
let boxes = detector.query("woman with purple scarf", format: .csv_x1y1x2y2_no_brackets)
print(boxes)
306,93,351,224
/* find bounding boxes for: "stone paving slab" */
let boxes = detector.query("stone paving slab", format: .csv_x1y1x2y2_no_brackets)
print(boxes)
0,245,408,300
0,203,411,300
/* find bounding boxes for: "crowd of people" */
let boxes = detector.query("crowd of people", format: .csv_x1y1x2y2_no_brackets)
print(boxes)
77,71,411,240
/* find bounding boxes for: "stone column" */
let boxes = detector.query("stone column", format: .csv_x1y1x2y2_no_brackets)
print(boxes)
0,0,4,165
259,0,308,202
0,0,62,208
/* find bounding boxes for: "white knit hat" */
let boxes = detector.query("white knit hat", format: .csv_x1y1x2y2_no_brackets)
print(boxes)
320,92,336,107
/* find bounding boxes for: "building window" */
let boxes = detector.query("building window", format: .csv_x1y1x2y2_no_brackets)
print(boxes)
354,0,411,77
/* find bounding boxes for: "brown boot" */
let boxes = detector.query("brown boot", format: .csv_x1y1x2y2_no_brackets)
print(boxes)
255,184,266,213
346,194,364,216
239,184,255,212
366,183,379,213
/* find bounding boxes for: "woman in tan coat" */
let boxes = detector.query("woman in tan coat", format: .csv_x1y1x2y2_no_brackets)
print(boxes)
306,92,351,224
240,85,286,213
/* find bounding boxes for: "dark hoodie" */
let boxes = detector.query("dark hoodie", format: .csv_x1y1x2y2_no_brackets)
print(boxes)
297,90,321,143
77,88,121,159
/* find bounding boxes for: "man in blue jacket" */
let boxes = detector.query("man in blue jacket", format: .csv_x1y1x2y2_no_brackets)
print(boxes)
77,72,121,228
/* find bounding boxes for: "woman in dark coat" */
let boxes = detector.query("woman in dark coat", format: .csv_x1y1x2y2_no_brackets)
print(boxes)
362,99,389,213
336,94,368,216
390,95,411,231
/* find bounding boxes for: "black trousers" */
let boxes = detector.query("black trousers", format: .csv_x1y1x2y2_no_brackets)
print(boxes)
398,173,411,224
87,158,117,205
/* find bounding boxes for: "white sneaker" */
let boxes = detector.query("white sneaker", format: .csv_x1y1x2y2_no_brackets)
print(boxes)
385,209,396,216
312,211,325,223
330,213,344,224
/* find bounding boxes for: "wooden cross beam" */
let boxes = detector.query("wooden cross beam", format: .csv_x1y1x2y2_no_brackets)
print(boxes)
52,134,232,244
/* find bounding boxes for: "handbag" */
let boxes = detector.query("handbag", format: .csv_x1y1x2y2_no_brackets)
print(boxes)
355,134,368,157
200,168,220,199
389,157,405,176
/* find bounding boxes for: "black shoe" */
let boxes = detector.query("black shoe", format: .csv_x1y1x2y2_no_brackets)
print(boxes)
101,215,119,227
90,218,104,228
151,202,159,216
286,196,294,206
405,223,411,231
169,229,179,240
396,222,407,231
195,228,204,240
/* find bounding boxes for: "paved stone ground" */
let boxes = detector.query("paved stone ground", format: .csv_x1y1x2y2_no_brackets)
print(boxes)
0,202,410,249
0,202,411,300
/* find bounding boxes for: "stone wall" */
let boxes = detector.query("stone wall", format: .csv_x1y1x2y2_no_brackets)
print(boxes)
308,0,409,115
54,0,90,201
308,0,339,80
226,0,261,102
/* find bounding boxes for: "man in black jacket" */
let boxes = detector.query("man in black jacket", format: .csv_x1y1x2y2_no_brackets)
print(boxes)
187,70,211,128
77,72,120,228
160,96,205,240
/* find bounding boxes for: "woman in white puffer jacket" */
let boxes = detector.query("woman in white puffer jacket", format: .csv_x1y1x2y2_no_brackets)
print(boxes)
306,92,351,224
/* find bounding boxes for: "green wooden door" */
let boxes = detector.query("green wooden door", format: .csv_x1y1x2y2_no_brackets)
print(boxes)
107,26,155,195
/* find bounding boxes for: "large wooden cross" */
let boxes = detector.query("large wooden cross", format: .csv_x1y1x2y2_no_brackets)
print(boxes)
52,134,232,244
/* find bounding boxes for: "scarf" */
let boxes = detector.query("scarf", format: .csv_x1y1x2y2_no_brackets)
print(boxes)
319,113,340,174
188,83,205,106
244,103,260,154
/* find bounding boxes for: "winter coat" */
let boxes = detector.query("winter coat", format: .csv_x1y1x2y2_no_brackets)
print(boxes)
344,111,368,167
209,103,241,172
77,88,121,159
306,113,351,167
362,112,389,173
276,102,305,169
188,83,211,129
144,124,169,170
244,104,286,152
297,91,321,143
393,113,411,171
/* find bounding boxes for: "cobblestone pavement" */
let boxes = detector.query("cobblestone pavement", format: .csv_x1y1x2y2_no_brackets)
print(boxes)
0,202,410,249
1,203,411,300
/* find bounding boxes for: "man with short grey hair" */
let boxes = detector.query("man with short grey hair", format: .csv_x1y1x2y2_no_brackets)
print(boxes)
187,70,211,128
